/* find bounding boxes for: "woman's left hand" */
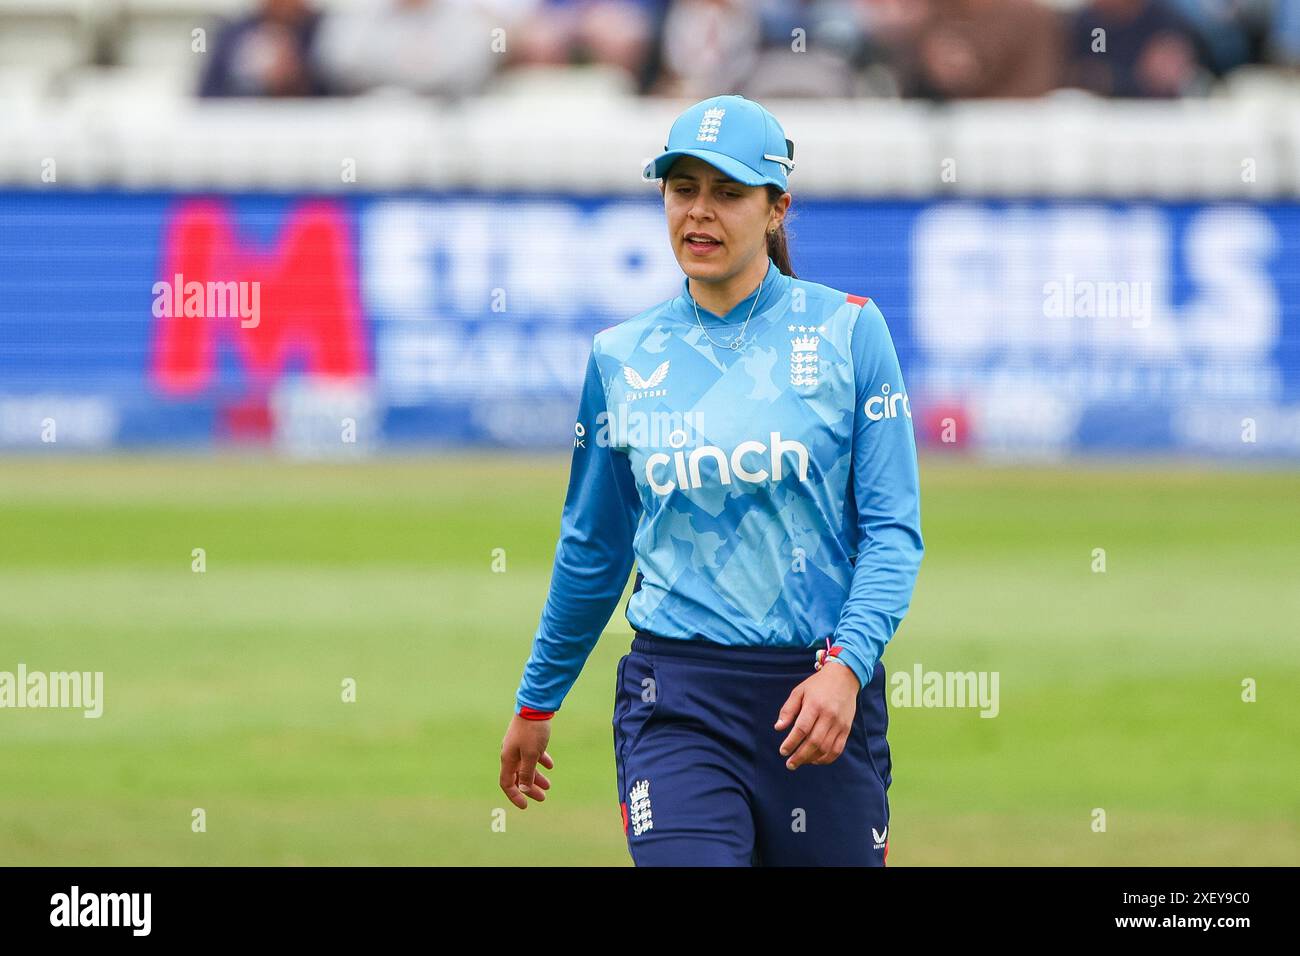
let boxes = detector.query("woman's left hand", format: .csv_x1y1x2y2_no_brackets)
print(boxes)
774,663,861,769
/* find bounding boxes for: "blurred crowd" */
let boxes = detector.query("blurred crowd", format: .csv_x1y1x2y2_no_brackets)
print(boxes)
197,0,1300,100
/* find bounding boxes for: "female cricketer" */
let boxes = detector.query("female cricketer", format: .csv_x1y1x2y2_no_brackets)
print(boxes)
498,93,924,866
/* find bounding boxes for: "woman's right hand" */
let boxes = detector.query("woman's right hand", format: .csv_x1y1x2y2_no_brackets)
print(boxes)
499,714,555,809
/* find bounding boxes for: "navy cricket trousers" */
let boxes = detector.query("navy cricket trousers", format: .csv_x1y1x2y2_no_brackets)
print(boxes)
612,631,891,866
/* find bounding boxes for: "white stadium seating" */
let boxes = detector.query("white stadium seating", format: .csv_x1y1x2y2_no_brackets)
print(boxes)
1,0,1298,197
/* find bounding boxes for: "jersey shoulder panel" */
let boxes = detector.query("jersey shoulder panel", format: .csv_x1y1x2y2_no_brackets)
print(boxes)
593,296,677,366
787,275,873,320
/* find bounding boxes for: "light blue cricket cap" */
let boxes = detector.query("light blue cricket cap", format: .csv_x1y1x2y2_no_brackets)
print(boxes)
641,93,795,191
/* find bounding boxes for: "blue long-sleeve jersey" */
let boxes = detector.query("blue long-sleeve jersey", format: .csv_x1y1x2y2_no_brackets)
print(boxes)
514,256,924,716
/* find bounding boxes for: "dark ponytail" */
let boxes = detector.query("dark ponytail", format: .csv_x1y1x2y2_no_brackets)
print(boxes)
765,184,796,278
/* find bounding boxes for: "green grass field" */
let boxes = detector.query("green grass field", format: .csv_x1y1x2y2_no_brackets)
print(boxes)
0,454,1296,865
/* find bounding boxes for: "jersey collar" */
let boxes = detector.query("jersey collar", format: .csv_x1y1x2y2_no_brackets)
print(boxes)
676,256,787,326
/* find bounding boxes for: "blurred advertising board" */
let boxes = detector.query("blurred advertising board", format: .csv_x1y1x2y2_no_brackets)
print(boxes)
2,192,1297,459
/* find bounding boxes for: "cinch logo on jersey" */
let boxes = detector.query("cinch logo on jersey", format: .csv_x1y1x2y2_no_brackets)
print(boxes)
645,430,810,495
865,383,911,422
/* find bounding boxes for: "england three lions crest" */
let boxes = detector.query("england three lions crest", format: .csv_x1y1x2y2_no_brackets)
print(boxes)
788,325,825,389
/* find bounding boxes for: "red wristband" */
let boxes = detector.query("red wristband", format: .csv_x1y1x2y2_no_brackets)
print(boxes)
518,706,554,721
814,637,843,670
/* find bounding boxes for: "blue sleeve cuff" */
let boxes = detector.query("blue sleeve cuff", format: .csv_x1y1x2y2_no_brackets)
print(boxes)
828,643,872,691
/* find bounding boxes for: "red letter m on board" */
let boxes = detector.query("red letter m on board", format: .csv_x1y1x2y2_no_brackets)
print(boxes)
151,199,368,396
